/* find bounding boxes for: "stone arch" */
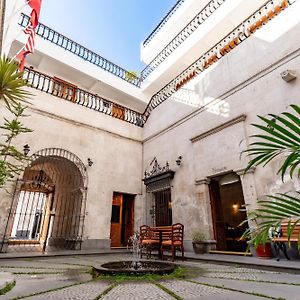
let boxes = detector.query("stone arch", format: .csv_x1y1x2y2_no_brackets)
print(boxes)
5,148,88,252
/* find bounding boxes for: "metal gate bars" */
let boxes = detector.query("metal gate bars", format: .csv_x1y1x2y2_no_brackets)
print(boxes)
1,148,87,253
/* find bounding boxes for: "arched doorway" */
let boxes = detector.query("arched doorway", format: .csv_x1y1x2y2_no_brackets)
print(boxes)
4,148,87,252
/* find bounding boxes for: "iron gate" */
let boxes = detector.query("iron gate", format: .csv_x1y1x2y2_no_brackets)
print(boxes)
143,158,174,226
1,148,87,253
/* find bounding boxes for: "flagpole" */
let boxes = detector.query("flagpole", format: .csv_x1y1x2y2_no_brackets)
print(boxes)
10,45,25,63
0,0,6,55
2,0,29,46
4,1,29,26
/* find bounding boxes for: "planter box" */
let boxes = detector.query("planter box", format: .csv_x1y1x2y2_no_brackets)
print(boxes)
193,242,210,254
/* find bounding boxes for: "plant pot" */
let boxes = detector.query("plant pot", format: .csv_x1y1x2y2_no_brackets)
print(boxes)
256,243,273,259
193,242,208,254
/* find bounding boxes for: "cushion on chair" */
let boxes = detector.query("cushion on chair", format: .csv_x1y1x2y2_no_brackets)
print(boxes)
161,240,182,246
142,239,160,245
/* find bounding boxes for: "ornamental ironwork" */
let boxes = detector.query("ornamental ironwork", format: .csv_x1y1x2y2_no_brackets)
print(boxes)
144,157,170,179
142,0,186,46
19,14,141,87
143,0,294,122
22,67,144,127
141,0,226,79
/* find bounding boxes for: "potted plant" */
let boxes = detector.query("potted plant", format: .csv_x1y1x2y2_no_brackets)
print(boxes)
254,240,273,259
192,231,209,254
241,215,273,259
241,105,300,257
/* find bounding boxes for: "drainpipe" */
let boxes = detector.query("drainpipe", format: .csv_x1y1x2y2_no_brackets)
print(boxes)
0,0,6,55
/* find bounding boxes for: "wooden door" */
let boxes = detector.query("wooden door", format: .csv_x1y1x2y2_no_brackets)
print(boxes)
121,196,134,246
209,179,227,250
39,193,53,249
110,193,123,247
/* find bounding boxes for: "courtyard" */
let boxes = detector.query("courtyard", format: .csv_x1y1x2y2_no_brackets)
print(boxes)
1,0,300,299
0,253,300,299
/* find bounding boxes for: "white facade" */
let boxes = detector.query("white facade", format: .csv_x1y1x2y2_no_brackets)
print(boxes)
0,0,299,252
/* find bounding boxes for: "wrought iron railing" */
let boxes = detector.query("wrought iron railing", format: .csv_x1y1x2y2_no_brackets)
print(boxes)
143,0,293,121
23,67,144,127
19,14,141,88
19,0,294,126
142,0,186,47
141,0,226,79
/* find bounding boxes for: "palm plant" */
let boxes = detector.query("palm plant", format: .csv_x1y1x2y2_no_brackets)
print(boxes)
245,104,300,180
0,57,31,108
0,57,32,188
243,104,300,248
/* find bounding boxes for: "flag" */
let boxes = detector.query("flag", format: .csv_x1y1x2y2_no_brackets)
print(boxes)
28,0,42,28
17,0,42,71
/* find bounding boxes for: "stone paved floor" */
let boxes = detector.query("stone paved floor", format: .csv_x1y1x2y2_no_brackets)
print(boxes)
0,254,300,299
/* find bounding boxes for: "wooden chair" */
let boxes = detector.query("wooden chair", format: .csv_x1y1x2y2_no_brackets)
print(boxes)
272,219,300,261
161,223,184,261
139,225,159,258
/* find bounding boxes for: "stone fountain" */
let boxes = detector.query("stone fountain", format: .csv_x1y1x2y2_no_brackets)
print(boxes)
93,232,176,276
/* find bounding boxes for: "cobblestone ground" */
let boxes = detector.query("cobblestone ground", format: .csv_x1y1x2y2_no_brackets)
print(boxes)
0,254,300,299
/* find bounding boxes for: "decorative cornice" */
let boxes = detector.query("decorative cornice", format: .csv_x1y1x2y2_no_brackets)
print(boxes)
195,178,211,186
143,170,175,186
144,157,170,179
190,115,246,143
234,167,255,176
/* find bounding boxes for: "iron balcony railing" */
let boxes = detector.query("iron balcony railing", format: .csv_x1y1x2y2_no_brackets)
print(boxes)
19,0,225,83
142,0,186,46
19,0,294,126
23,67,144,127
141,0,226,80
143,0,293,121
19,14,141,88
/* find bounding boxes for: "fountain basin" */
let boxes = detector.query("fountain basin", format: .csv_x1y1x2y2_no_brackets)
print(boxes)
94,260,176,276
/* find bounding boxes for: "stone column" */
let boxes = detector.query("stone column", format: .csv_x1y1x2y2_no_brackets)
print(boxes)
234,167,258,255
192,178,216,251
234,168,258,211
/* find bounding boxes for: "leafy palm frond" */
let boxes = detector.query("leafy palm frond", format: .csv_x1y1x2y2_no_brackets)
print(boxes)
0,57,31,108
244,105,300,181
0,58,33,189
241,193,300,248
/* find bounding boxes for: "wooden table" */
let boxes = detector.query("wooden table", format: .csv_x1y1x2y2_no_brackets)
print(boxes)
150,226,172,260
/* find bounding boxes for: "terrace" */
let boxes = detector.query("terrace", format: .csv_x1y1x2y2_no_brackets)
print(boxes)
16,0,293,126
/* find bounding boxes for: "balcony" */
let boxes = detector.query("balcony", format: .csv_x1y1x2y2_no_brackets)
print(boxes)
142,0,186,47
23,67,145,127
141,0,226,80
19,14,141,88
143,0,293,121
17,0,294,126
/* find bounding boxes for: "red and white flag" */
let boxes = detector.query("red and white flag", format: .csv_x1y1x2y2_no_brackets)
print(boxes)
17,0,42,71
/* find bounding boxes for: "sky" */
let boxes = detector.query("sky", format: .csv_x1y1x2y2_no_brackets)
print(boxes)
36,0,177,72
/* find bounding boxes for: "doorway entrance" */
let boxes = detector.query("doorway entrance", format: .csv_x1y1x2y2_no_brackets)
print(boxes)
154,188,172,226
2,148,87,253
110,192,135,247
209,172,248,253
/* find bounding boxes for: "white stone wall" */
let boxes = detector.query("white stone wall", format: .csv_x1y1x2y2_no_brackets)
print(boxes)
1,0,300,253
142,3,300,241
0,90,143,250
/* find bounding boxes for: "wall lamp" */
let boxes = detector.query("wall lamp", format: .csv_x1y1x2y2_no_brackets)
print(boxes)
23,144,30,156
87,158,93,167
280,70,297,82
176,156,182,166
